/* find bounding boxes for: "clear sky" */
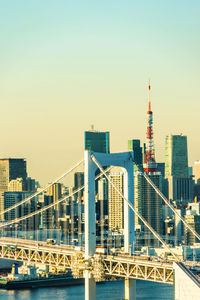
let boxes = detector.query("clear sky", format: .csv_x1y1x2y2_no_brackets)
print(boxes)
0,0,200,185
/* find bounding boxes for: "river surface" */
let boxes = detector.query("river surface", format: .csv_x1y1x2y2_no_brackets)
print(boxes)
0,280,173,300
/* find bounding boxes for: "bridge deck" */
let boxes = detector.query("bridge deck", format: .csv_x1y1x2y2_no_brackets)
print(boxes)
0,238,175,284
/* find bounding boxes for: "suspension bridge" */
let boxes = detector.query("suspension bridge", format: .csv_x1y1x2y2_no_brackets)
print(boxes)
0,151,200,300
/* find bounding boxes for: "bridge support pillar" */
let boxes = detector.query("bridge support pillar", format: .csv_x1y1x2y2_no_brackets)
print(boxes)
124,160,134,254
85,270,96,300
84,151,96,300
84,150,135,300
124,278,136,300
173,262,200,300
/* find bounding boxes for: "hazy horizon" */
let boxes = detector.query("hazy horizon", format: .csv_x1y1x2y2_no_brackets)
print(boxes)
1,1,200,185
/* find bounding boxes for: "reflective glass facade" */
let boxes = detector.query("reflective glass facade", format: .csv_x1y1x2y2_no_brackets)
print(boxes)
84,131,110,153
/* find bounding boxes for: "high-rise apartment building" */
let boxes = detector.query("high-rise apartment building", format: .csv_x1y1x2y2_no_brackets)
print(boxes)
98,178,109,244
0,158,27,192
84,130,110,153
46,183,62,209
184,213,200,245
108,172,123,230
165,135,188,178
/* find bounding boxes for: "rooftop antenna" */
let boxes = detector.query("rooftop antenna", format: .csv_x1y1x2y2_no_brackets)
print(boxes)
148,78,151,112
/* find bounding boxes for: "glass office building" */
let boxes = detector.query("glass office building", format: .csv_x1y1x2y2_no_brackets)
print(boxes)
84,131,110,153
165,135,188,178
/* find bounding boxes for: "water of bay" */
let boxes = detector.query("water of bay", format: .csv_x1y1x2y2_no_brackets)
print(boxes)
0,280,173,300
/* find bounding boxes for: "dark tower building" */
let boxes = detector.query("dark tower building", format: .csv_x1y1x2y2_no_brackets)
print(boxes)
0,158,27,192
84,129,110,153
128,139,143,167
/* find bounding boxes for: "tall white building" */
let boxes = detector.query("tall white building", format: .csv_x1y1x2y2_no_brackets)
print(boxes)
108,172,123,230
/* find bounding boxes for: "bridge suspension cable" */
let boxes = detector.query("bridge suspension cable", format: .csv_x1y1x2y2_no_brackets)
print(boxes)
0,159,84,217
141,169,200,243
0,166,113,229
0,186,84,229
91,154,180,261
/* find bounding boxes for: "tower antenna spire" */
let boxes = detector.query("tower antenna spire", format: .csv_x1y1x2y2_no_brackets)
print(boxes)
148,79,151,111
144,80,157,173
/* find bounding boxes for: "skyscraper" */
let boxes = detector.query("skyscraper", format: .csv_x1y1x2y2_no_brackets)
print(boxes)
134,172,163,239
0,158,27,192
184,213,200,245
74,172,84,246
165,135,188,178
84,130,110,153
98,178,108,217
98,177,109,244
165,135,192,205
128,139,143,171
74,172,84,189
108,171,123,230
167,176,193,205
46,183,62,209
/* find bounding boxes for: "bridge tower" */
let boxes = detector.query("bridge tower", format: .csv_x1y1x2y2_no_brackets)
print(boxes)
84,150,135,300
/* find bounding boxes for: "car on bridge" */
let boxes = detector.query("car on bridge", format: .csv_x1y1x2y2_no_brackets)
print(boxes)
46,239,56,245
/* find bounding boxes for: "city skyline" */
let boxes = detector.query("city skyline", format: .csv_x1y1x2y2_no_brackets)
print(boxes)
0,1,200,185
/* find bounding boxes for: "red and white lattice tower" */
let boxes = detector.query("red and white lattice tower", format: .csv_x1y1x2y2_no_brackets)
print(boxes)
143,80,157,173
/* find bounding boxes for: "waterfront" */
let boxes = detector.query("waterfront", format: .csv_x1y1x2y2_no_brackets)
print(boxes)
0,280,173,300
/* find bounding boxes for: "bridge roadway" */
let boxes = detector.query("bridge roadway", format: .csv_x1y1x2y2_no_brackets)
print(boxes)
0,237,175,285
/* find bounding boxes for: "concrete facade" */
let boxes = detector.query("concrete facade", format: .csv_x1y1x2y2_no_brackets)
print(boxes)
174,262,200,300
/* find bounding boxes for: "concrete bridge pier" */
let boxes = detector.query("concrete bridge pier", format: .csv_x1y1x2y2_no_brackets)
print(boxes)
173,262,200,300
85,270,96,300
125,278,136,300
84,151,96,300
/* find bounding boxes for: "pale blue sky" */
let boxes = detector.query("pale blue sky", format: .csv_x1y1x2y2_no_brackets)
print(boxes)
0,1,200,184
